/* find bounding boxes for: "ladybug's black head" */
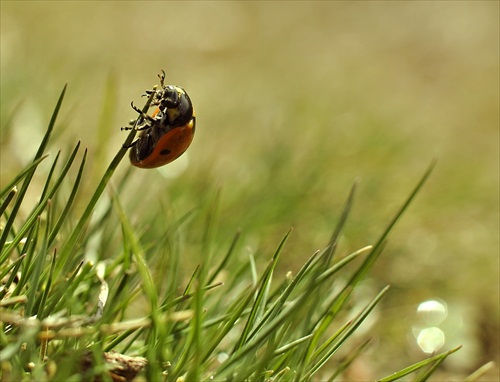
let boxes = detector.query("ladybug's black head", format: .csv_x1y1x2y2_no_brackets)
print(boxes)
160,85,180,109
159,85,194,128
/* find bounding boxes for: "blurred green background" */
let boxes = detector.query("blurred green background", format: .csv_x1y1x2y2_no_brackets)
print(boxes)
1,1,498,380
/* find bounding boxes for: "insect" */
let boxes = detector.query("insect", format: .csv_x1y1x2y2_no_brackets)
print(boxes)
123,71,196,169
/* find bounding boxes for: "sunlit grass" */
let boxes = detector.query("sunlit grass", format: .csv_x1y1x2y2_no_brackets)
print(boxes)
0,81,462,381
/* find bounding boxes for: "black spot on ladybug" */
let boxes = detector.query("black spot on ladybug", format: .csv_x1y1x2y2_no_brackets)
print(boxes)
160,149,171,156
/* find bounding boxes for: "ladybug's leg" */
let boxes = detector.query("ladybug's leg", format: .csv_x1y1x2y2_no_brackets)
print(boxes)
121,121,152,132
141,70,167,105
122,139,138,149
142,88,162,99
158,70,166,88
122,102,157,132
120,119,136,131
123,121,153,132
124,132,155,160
136,132,155,160
135,121,154,131
139,87,163,107
142,73,165,100
130,102,157,123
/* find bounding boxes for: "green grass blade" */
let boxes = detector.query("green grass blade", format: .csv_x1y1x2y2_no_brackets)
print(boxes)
417,355,448,382
12,218,39,292
114,196,159,313
36,250,57,319
48,148,87,247
25,217,47,316
0,155,48,199
0,187,17,220
207,230,241,285
0,85,66,251
49,260,89,313
303,286,391,381
160,281,222,313
234,228,292,352
294,245,375,378
0,254,26,287
324,180,358,263
273,334,314,356
34,85,68,161
183,192,224,381
113,193,162,378
248,248,323,341
0,154,49,199
356,161,436,286
1,142,81,265
58,89,156,274
93,72,118,174
217,290,313,379
326,339,371,381
377,345,461,382
200,284,259,364
304,162,435,368
38,150,61,204
464,362,496,381
315,245,372,284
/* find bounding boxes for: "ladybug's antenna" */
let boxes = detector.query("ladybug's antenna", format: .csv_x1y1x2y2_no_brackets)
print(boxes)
158,70,166,88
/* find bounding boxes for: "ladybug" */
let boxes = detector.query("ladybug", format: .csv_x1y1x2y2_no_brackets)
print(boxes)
123,71,196,169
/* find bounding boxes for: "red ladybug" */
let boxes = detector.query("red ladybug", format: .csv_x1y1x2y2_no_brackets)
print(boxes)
123,71,195,169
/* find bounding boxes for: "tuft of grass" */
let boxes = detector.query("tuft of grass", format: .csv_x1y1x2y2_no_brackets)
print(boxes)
0,82,458,381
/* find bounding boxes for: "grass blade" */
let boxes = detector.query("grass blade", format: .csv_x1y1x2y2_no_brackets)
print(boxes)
58,89,156,274
378,345,461,382
0,85,67,251
0,155,48,200
234,228,292,352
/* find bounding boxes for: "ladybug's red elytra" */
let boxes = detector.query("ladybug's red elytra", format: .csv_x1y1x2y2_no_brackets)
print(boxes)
123,71,196,169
